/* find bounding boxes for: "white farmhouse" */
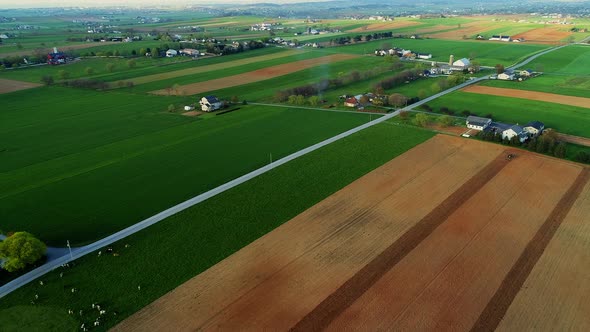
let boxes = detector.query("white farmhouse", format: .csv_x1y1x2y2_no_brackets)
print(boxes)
466,115,492,130
498,70,515,80
523,121,545,138
502,125,528,142
199,96,223,112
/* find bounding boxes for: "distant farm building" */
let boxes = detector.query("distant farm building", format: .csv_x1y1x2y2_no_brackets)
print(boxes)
166,49,178,57
344,97,359,108
523,121,545,138
489,35,512,42
179,48,200,57
498,69,516,80
502,125,528,143
417,53,432,59
452,58,471,69
466,116,492,130
199,96,223,112
47,47,66,65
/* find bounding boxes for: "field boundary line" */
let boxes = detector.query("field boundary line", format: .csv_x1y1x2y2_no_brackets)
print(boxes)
290,149,513,332
470,167,590,332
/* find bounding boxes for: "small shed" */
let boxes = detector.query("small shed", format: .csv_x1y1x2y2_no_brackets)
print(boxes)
166,49,178,57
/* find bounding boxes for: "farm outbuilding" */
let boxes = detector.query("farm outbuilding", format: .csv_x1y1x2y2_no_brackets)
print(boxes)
166,49,178,57
452,58,471,68
466,116,492,130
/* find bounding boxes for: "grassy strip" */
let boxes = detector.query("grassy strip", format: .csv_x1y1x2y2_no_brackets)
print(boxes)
0,122,434,332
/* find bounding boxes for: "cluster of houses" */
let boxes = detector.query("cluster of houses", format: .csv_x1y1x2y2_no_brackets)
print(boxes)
164,48,205,58
374,47,432,59
492,69,536,81
466,116,545,143
342,93,379,109
477,35,525,43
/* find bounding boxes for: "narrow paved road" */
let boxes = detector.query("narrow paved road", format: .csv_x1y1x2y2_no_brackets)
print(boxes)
0,43,568,299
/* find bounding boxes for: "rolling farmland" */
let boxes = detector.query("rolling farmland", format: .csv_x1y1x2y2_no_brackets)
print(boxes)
0,123,434,331
114,135,590,331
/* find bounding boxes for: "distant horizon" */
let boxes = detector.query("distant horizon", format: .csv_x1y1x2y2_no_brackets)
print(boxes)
0,0,330,9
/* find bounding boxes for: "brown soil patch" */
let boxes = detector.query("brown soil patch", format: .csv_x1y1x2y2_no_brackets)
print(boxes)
462,85,590,109
497,178,590,331
348,21,420,33
556,133,590,147
114,135,589,331
427,22,495,40
513,27,573,44
119,50,302,86
181,111,203,117
0,78,42,94
426,124,468,136
150,54,358,96
473,168,590,331
294,150,513,331
327,152,583,331
113,135,505,331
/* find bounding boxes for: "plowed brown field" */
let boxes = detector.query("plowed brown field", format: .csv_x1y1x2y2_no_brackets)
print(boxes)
513,28,572,44
496,175,590,332
114,135,590,332
0,78,41,94
149,54,358,96
462,85,590,109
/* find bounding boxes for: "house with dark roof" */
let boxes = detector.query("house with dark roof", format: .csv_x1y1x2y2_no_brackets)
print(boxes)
523,121,545,138
199,95,222,112
466,116,492,130
502,125,528,142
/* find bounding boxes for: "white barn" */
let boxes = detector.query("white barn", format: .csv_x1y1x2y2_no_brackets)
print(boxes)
453,58,471,68
466,116,492,130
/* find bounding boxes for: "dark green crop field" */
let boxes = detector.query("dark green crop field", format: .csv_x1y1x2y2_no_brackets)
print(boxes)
0,87,372,246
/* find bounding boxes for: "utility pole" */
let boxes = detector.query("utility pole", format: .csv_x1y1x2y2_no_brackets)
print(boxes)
66,240,73,259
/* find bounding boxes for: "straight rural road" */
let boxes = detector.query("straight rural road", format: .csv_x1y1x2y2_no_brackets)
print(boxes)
0,43,567,299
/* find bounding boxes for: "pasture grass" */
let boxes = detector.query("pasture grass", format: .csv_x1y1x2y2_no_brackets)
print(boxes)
0,121,434,332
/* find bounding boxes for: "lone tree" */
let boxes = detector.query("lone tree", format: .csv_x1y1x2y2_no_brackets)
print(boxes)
0,232,46,272
495,64,505,74
40,75,54,85
127,59,137,69
388,93,408,108
85,67,94,75
105,63,115,73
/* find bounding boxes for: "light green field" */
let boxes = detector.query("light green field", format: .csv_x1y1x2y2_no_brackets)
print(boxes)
427,91,590,137
0,121,434,332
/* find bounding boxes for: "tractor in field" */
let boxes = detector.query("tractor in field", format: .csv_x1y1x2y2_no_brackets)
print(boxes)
506,153,515,161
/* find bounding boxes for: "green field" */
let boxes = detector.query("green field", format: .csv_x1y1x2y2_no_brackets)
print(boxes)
0,87,373,246
480,45,590,98
427,91,590,137
0,122,434,332
317,38,549,67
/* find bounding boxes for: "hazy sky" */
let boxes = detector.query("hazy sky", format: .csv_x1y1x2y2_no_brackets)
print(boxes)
0,0,300,8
